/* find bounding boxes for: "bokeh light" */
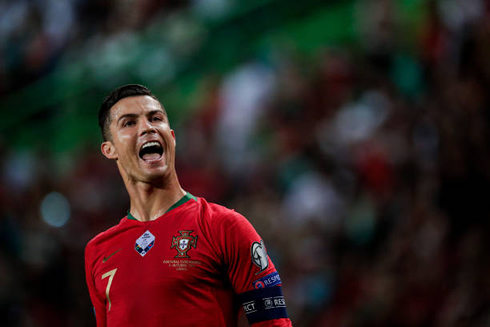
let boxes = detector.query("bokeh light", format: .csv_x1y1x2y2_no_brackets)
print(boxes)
40,192,71,228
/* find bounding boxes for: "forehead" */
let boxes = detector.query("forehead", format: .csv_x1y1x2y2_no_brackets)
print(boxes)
110,95,164,120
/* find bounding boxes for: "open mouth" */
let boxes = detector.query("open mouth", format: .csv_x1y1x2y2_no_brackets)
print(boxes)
139,141,163,162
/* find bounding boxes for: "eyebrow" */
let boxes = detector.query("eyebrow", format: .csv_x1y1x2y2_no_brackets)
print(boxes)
116,110,165,124
147,110,165,116
117,113,138,124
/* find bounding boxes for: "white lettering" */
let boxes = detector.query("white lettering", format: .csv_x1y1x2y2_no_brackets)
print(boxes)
243,301,257,313
264,275,281,286
274,297,286,306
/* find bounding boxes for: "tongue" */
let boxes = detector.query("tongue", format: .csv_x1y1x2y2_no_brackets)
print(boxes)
142,153,161,161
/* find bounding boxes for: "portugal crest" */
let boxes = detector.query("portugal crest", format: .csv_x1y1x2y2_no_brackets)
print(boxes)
171,230,197,258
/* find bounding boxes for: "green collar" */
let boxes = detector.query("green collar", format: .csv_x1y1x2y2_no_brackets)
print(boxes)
127,193,197,221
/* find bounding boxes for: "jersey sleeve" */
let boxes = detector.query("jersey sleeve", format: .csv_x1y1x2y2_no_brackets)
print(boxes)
215,209,292,326
85,241,107,327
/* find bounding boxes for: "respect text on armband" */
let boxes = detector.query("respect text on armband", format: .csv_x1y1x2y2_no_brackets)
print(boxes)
252,271,282,289
238,286,289,324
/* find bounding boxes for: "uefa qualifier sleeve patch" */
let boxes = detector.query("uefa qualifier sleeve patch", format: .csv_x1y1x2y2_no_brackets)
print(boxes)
238,286,289,324
251,239,269,273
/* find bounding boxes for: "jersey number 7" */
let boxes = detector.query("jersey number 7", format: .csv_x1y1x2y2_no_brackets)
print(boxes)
102,268,118,311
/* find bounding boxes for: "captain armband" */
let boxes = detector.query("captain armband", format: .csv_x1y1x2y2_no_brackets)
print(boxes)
237,286,289,324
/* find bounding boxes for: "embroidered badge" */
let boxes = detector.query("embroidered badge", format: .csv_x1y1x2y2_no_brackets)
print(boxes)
251,239,268,273
171,230,197,258
135,230,155,257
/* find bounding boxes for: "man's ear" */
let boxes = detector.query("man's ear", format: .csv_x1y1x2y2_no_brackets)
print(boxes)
101,141,118,160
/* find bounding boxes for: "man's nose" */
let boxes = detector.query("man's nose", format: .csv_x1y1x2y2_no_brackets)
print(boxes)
140,119,156,135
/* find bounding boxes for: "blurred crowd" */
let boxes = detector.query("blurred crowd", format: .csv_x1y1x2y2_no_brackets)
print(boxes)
1,0,490,326
0,0,186,95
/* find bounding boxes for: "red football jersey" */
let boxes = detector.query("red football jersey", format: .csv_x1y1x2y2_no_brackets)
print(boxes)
85,194,292,326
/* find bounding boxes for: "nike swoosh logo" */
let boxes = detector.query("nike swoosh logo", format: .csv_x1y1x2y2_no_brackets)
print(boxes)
103,249,121,263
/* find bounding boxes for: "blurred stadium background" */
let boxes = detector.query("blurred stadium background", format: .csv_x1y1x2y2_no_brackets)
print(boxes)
1,0,490,326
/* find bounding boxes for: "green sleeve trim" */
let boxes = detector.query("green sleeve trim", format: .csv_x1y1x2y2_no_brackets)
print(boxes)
126,192,197,221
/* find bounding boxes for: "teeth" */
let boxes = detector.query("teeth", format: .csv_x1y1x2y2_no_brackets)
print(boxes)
142,142,160,149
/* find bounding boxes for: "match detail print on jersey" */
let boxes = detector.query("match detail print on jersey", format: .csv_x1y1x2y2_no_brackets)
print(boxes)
251,239,268,273
135,230,155,257
171,230,198,258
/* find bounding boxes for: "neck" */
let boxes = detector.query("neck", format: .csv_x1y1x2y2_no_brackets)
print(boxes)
124,173,186,222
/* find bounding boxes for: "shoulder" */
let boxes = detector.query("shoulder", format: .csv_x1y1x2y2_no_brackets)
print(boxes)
196,197,247,226
194,198,258,259
85,218,127,257
195,197,257,238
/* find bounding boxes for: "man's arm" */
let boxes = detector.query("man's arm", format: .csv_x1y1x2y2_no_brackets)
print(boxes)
85,242,107,327
216,209,293,326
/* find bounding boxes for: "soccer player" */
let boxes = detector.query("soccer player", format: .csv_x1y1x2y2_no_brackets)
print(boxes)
84,84,293,326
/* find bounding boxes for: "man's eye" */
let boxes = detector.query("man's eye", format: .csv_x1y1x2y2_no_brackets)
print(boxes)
152,116,162,122
123,121,135,127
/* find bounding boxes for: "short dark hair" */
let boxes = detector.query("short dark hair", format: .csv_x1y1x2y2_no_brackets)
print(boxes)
99,84,161,141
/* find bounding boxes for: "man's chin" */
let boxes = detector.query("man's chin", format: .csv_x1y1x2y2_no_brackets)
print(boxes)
139,166,171,184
